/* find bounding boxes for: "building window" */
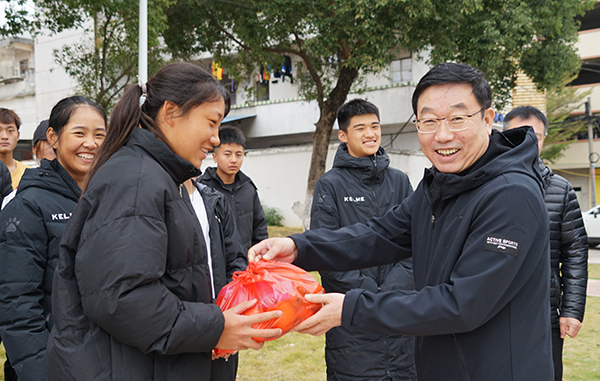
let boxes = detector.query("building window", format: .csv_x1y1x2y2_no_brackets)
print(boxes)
19,59,29,75
577,3,600,32
570,57,600,87
256,80,269,102
391,57,412,84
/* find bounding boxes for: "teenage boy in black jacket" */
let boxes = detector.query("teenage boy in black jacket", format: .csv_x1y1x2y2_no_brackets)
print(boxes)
200,126,268,252
504,106,588,381
185,179,248,381
249,63,553,380
311,99,415,380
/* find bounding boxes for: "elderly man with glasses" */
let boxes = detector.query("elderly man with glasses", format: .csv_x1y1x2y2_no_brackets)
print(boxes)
249,63,553,381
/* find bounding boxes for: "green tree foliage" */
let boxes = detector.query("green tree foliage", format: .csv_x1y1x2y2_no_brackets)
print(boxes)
542,77,592,164
1,0,594,219
162,0,593,224
0,0,172,111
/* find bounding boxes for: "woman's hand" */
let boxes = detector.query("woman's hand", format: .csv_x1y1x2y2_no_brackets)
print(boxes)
216,299,283,351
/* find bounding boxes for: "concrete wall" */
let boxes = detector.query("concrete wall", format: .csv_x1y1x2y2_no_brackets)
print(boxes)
34,27,89,126
201,143,431,228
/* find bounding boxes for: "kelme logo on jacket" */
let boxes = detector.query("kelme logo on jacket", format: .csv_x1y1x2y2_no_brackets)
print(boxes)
483,234,519,256
343,196,365,203
51,212,72,221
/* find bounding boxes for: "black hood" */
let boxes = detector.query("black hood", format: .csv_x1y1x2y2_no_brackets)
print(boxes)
16,159,81,202
424,126,543,204
333,143,390,185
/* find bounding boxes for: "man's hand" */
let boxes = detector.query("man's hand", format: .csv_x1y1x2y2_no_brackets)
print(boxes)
559,316,582,339
216,299,283,351
248,237,298,263
292,293,344,336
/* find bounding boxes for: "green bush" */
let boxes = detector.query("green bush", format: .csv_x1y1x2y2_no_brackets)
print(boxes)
263,205,283,226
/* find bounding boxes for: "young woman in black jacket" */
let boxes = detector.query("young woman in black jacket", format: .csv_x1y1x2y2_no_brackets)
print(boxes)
46,62,282,380
0,96,107,380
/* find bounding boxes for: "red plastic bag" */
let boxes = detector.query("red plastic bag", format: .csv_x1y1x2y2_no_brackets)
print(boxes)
214,261,324,356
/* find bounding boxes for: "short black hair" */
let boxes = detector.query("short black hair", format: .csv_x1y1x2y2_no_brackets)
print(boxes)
503,105,549,135
412,63,492,115
0,108,21,130
337,99,380,132
217,126,246,149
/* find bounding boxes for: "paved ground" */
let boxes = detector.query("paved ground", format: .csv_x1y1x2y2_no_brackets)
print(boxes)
588,248,600,297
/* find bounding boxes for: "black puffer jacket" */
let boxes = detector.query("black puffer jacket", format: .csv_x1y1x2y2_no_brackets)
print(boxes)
0,159,81,381
46,128,224,380
540,161,588,327
311,143,415,380
200,167,268,251
193,181,247,296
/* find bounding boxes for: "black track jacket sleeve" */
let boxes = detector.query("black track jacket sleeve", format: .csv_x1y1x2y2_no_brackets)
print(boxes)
310,178,379,293
0,198,49,380
251,190,268,246
292,179,548,337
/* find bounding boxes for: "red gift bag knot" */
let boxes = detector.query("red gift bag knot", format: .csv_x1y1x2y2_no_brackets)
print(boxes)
214,261,324,356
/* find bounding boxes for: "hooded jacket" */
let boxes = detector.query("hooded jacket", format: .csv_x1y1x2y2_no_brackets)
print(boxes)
46,128,224,380
193,181,247,296
0,159,81,381
311,143,415,380
199,167,268,251
292,127,552,380
193,182,247,381
540,162,588,327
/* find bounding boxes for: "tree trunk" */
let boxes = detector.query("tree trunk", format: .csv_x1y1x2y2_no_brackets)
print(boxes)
301,66,359,228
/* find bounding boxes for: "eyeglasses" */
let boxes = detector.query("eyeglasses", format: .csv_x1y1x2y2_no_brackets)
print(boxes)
413,108,485,134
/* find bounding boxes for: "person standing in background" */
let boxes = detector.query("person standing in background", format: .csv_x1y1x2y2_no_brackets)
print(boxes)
32,119,57,163
0,96,107,380
2,119,57,209
184,177,247,380
200,126,268,251
0,108,30,190
503,105,588,381
311,98,416,380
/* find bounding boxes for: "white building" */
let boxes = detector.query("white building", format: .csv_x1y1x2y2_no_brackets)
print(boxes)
201,54,434,226
0,29,83,164
545,0,600,211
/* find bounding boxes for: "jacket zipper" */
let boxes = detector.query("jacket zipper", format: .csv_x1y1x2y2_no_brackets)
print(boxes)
452,334,471,380
370,154,385,286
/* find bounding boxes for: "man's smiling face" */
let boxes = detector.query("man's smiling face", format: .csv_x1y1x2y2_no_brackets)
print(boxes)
416,83,494,174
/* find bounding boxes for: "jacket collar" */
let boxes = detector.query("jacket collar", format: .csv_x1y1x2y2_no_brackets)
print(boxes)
16,159,81,202
203,166,252,189
333,143,390,184
127,128,200,184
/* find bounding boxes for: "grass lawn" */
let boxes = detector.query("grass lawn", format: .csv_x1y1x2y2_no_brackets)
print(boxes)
0,228,597,380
